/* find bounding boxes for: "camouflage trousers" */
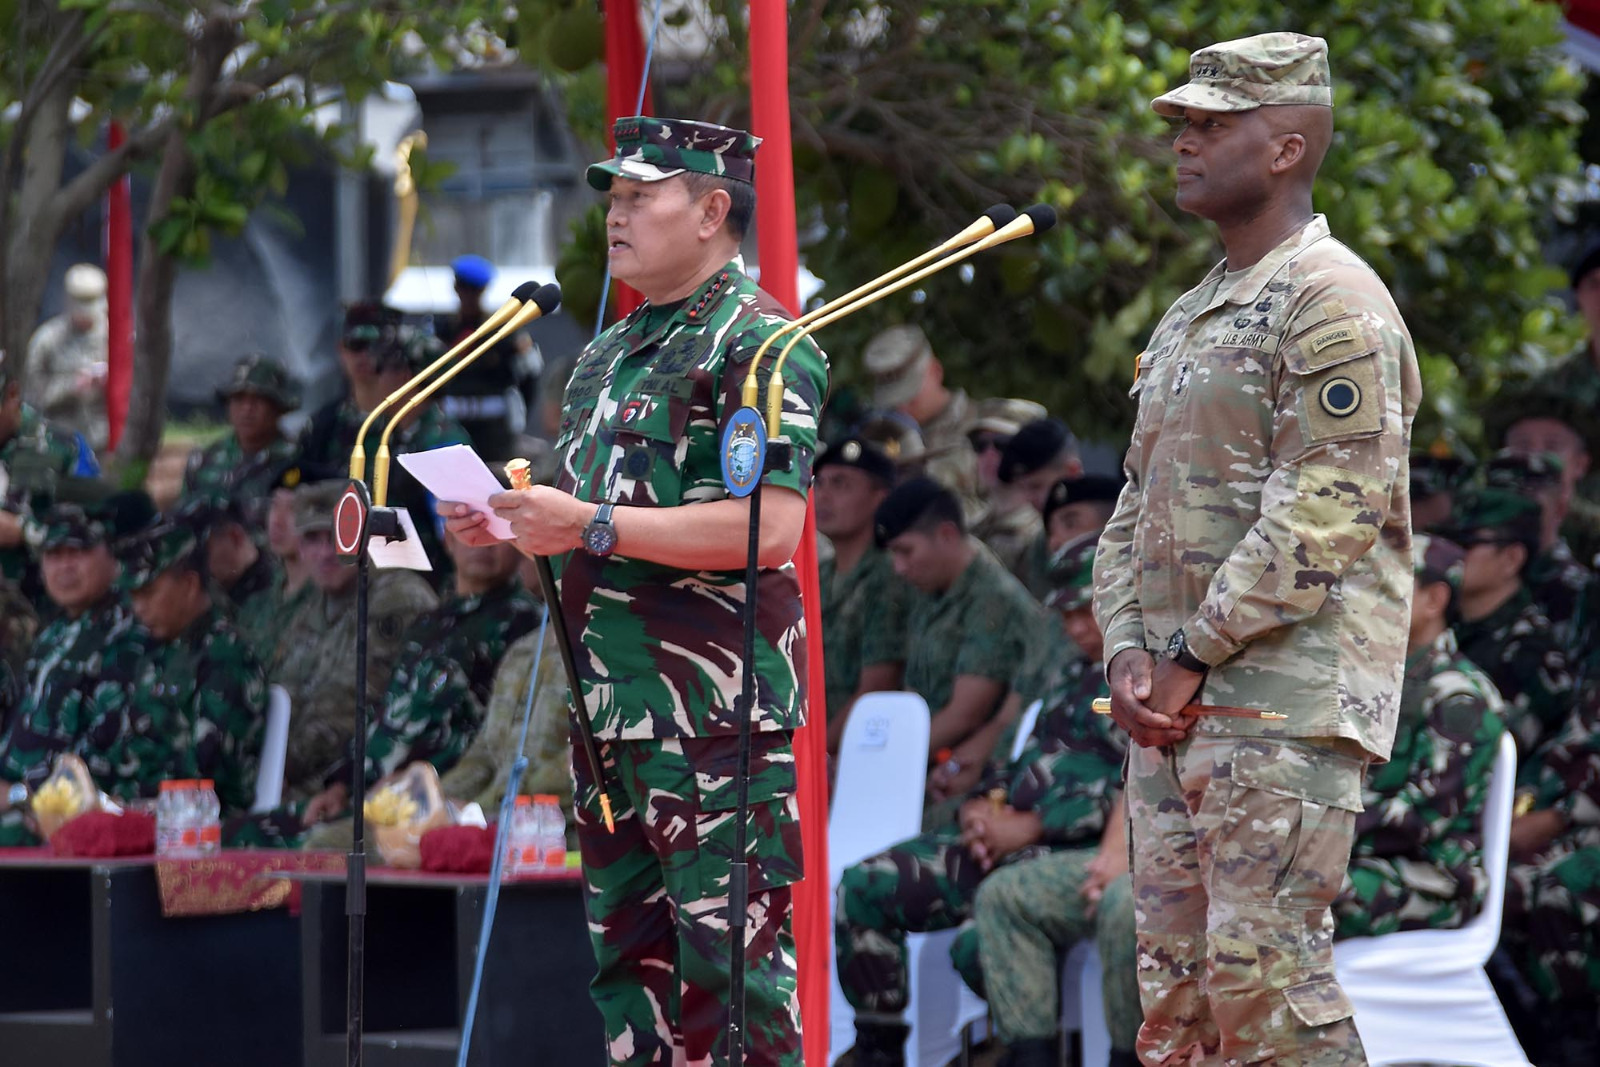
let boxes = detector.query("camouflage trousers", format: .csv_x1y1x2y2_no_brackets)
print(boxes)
1506,837,1600,1006
971,853,1142,1050
833,826,987,1016
1126,736,1367,1066
1332,855,1477,939
574,731,804,1067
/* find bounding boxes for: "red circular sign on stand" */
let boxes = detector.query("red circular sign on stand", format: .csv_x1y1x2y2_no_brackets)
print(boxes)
334,480,370,560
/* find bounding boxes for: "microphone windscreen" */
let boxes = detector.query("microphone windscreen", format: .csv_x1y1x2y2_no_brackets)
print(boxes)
982,204,1017,230
1023,204,1059,235
531,282,562,315
511,280,542,302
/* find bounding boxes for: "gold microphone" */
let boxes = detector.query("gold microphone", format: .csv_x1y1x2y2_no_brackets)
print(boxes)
370,282,562,506
738,205,1017,410
762,204,1059,433
348,280,546,487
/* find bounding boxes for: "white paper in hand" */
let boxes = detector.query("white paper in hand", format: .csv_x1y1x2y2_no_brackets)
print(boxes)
396,445,515,540
366,507,433,571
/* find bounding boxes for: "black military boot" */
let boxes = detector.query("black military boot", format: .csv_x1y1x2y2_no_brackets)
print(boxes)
997,1036,1059,1066
851,1019,909,1067
1107,1050,1142,1067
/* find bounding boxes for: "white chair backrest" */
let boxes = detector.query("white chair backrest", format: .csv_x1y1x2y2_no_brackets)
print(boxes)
1466,731,1518,953
1008,699,1045,763
828,691,931,885
251,684,292,814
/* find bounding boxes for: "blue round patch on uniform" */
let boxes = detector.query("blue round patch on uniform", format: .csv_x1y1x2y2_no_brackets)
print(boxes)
720,407,768,498
1319,377,1361,418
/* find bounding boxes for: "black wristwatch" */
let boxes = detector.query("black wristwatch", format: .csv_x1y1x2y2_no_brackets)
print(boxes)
582,503,618,557
1166,628,1208,673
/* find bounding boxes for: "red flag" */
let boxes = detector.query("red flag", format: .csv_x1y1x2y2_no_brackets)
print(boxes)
104,122,133,451
749,4,831,1062
604,0,651,320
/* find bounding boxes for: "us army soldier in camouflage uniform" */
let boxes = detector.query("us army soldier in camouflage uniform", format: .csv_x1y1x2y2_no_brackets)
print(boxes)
181,354,301,530
813,437,909,750
445,116,827,1067
0,486,152,844
298,528,539,843
0,361,99,597
1093,33,1421,1065
102,520,266,812
836,534,1124,1067
1448,488,1575,759
1333,535,1507,938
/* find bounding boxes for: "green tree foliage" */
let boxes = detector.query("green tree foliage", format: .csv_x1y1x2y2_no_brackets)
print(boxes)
0,0,501,461
557,0,1587,447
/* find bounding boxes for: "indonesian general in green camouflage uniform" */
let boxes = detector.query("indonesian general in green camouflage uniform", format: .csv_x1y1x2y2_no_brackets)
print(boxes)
443,117,828,1067
0,486,151,844
1448,489,1575,759
837,534,1127,1066
1093,33,1421,1066
1333,535,1507,939
181,354,301,531
1,360,100,598
100,520,266,812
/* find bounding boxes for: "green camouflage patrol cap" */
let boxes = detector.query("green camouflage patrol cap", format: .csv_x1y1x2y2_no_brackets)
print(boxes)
1447,488,1542,548
293,479,345,535
1413,532,1466,589
1152,32,1333,117
1410,452,1469,501
1044,531,1101,613
115,519,200,593
1483,449,1564,495
217,352,300,411
398,328,445,373
173,489,247,532
32,483,154,553
586,116,761,191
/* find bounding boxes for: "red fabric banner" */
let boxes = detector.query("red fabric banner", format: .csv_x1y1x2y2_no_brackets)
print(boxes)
104,122,133,452
748,4,831,1063
604,0,651,319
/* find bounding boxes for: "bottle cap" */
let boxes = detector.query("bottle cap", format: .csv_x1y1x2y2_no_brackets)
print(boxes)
159,779,197,791
514,795,532,806
533,794,559,804
198,779,215,790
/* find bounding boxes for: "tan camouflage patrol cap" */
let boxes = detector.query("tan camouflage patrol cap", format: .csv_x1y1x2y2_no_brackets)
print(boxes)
293,480,345,535
969,397,1047,439
1152,32,1332,118
864,325,933,410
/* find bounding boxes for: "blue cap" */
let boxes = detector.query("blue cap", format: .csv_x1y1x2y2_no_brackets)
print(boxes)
451,254,495,289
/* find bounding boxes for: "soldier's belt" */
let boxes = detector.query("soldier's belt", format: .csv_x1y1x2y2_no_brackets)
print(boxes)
1091,697,1287,721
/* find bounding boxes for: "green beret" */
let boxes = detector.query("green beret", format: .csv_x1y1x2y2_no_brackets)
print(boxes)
814,437,896,487
115,520,199,593
217,353,300,411
1044,531,1101,613
1413,533,1466,589
1447,488,1542,548
873,476,955,548
586,116,760,191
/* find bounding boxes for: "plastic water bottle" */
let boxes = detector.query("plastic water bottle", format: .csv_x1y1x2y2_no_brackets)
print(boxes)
157,779,199,857
505,795,538,877
535,795,567,871
195,779,221,854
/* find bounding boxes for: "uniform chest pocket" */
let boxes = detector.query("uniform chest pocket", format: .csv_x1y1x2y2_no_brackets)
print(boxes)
602,397,690,507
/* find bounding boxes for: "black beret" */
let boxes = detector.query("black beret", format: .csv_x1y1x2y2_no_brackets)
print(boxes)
814,436,896,487
873,476,953,548
999,418,1074,484
1041,474,1125,526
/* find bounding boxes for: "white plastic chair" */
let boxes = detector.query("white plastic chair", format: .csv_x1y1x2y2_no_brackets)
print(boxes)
250,684,292,813
1334,732,1531,1067
828,692,931,1065
1059,942,1110,1067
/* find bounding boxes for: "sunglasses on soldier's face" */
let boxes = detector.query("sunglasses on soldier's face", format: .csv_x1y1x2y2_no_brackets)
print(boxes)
970,434,1009,454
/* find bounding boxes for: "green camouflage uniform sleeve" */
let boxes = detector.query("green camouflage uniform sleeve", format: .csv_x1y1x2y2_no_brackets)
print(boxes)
1529,680,1600,825
1000,660,1123,845
1456,592,1575,759
189,614,268,812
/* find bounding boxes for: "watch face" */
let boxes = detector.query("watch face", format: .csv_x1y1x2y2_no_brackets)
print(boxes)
1167,631,1185,659
584,522,618,556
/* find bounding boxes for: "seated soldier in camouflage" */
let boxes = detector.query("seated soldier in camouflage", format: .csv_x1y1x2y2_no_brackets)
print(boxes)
814,436,909,753
960,532,1139,1067
298,527,540,841
177,492,285,669
967,397,1046,575
995,417,1080,597
1482,449,1595,660
1410,452,1469,535
102,519,266,813
874,478,1045,799
1041,474,1122,555
180,353,300,530
1502,675,1600,1065
0,484,152,844
836,533,1122,1067
1448,488,1576,758
265,460,314,611
0,576,37,736
1332,534,1508,938
230,480,437,847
